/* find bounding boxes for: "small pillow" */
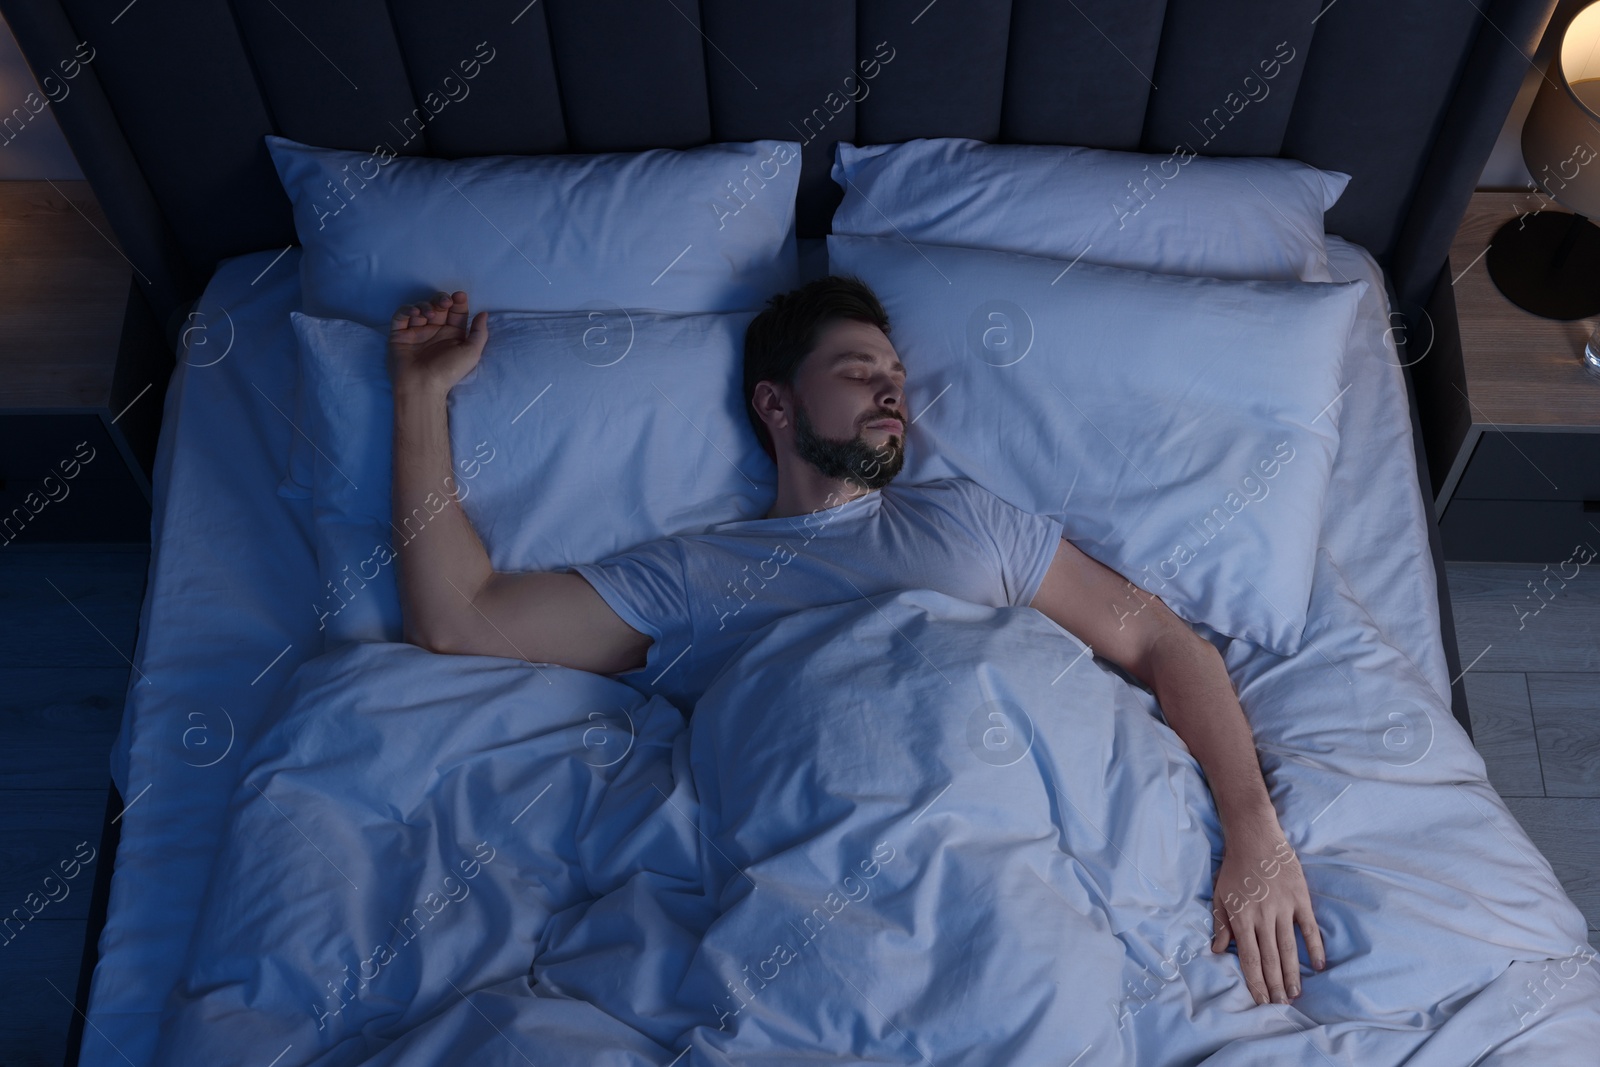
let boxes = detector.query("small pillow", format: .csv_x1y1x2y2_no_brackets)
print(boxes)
827,233,1367,655
294,309,776,648
270,135,802,498
831,138,1349,283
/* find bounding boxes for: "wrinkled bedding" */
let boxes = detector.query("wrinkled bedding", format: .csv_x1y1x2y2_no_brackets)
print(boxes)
153,552,1600,1066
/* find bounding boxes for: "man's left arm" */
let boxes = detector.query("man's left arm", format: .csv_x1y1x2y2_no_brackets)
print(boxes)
1029,536,1327,1006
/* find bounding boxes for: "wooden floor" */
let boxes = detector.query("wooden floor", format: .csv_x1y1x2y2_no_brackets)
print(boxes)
0,548,1596,1064
1446,560,1600,948
1,545,146,1066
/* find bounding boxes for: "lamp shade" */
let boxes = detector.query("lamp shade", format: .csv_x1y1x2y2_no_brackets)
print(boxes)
1522,2,1600,216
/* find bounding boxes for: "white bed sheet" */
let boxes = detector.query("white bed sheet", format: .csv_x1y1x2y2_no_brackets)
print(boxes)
83,235,1454,1064
84,247,328,1066
1314,235,1453,706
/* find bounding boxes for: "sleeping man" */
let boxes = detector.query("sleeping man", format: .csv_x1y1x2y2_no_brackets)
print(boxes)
386,279,1327,1012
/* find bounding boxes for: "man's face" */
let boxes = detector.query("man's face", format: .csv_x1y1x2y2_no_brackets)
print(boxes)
787,318,908,491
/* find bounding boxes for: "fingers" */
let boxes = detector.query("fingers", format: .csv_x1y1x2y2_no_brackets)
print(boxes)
392,303,425,329
1240,910,1305,1006
467,309,489,348
1234,923,1268,1006
424,291,451,327
392,292,476,343
1278,912,1300,1000
1297,897,1327,972
443,290,469,332
391,302,433,329
1211,897,1233,953
1256,916,1286,1005
1214,897,1300,1006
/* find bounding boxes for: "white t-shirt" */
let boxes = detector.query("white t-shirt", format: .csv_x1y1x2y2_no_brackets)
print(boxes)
569,477,1065,712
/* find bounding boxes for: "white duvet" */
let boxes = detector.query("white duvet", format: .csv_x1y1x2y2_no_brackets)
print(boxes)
152,551,1600,1066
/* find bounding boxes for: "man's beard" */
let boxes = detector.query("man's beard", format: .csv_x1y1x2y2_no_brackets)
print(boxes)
792,402,905,491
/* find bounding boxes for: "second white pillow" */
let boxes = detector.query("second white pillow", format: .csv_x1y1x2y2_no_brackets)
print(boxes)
827,233,1368,655
831,138,1350,283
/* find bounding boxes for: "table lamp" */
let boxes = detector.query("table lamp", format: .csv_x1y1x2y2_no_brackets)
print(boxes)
1487,1,1600,320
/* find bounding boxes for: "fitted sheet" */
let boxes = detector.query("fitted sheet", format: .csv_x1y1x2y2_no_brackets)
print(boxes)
84,235,1456,1064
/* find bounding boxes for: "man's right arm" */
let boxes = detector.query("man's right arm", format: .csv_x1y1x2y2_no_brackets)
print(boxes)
389,291,652,675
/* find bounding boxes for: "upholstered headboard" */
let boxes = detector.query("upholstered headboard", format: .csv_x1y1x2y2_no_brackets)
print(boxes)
0,0,1558,339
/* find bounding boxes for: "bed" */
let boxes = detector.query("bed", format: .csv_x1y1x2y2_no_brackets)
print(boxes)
4,0,1594,1064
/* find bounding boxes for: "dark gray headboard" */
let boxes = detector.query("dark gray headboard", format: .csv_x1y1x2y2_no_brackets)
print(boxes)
0,0,1555,340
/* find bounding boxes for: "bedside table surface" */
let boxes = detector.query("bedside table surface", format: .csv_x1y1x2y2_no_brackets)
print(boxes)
0,181,130,409
1450,190,1600,431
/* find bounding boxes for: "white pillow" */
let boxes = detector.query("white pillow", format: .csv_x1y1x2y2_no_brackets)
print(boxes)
294,309,776,648
831,138,1349,283
270,135,802,499
827,233,1368,655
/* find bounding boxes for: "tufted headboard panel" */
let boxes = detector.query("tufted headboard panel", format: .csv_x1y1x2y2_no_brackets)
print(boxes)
0,0,1558,337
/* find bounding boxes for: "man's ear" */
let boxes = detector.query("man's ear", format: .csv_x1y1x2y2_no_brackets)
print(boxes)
752,380,792,440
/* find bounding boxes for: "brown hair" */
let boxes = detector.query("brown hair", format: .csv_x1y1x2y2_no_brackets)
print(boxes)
742,275,891,460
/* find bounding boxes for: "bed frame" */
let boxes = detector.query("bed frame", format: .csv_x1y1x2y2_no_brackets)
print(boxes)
0,0,1557,1061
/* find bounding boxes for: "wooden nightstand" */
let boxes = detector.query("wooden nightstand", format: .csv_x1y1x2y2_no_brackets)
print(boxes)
1434,190,1600,563
0,181,156,544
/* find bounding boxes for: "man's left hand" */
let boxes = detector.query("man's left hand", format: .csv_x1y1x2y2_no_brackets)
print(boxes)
1210,819,1327,1005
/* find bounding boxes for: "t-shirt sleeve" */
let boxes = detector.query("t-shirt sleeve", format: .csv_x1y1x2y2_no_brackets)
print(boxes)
566,538,691,681
959,479,1065,607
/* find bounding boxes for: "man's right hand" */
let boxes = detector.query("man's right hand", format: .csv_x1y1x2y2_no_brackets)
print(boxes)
385,286,652,675
388,290,489,395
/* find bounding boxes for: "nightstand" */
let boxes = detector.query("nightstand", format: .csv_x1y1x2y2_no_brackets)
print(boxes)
0,181,157,544
1433,190,1600,563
